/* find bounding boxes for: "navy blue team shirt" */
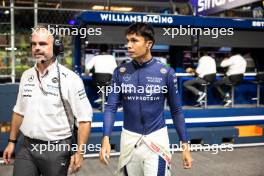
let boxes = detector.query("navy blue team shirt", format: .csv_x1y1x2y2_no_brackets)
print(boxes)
103,58,188,142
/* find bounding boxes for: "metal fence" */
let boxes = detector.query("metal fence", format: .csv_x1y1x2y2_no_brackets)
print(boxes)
0,3,83,83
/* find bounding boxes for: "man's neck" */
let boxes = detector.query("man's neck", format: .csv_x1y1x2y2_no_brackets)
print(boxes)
37,59,54,74
134,53,152,64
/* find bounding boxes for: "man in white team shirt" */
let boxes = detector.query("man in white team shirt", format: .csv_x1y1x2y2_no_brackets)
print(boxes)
85,44,117,75
214,50,247,106
184,51,216,105
2,25,93,175
86,44,117,104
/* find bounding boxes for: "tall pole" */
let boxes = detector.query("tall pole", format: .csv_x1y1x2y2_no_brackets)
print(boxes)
169,0,176,14
10,0,15,83
107,0,111,11
34,0,38,27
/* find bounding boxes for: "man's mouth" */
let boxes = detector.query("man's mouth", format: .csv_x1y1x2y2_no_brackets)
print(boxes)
34,54,44,57
128,51,135,55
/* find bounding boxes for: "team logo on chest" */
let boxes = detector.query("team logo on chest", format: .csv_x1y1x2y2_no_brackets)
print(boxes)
28,75,34,82
119,67,126,73
119,67,126,76
52,77,58,83
123,74,131,82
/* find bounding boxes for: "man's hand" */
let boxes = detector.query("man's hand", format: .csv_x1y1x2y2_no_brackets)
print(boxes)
3,112,23,165
186,67,194,73
3,142,15,164
68,152,84,174
99,136,111,165
68,121,90,174
182,143,193,169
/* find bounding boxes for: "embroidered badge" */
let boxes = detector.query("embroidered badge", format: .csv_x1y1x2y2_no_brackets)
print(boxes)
28,75,34,82
160,68,167,74
119,67,126,73
123,74,131,82
52,77,58,83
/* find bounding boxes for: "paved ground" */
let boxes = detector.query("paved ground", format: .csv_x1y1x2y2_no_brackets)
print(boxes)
1,147,264,176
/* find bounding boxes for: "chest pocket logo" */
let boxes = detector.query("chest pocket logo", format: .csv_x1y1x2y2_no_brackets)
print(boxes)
123,74,131,82
28,75,34,82
52,77,58,83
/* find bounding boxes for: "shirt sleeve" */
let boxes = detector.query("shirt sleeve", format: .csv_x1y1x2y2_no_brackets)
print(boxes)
68,74,93,122
166,68,188,142
195,57,204,76
111,56,118,74
112,56,117,68
220,57,233,68
85,56,96,71
103,68,121,137
13,72,26,116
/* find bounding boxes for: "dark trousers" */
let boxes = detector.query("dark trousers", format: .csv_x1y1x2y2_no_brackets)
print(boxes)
214,74,244,99
183,77,207,96
14,136,72,176
92,73,112,87
92,73,112,97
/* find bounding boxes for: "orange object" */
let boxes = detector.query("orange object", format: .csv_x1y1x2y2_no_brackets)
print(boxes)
235,125,263,137
0,122,11,133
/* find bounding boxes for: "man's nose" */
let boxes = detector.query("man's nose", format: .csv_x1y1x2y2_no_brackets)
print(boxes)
127,42,132,49
33,44,41,51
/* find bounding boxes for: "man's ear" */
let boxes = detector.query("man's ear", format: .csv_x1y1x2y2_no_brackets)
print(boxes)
147,41,153,49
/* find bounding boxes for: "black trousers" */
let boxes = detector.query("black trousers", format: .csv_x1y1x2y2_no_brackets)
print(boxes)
92,73,113,97
14,136,72,176
92,73,112,87
214,74,244,99
183,77,207,96
184,74,216,96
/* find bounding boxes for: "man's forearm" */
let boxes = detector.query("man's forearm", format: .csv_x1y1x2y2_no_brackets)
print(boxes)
9,112,23,140
77,121,91,154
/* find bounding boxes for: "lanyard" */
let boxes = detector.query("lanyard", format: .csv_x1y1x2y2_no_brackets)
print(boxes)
36,69,49,95
142,136,172,165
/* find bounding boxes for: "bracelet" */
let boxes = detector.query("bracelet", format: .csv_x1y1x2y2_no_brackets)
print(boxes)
8,138,17,144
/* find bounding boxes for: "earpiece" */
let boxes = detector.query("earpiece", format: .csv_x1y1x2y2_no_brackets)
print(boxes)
53,35,64,57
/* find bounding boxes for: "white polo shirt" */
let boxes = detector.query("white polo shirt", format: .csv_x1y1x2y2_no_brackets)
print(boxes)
220,54,247,76
85,54,117,74
196,55,216,78
13,60,93,141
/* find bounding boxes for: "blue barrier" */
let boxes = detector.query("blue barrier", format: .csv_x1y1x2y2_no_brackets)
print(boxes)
178,76,258,106
0,84,19,122
211,127,238,144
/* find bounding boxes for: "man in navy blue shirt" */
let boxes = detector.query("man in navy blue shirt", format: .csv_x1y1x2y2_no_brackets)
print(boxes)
99,22,192,176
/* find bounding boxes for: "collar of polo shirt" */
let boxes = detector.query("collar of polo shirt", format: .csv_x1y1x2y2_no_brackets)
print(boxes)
34,60,58,77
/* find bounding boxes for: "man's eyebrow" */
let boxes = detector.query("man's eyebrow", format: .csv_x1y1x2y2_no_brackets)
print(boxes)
39,41,48,44
30,41,48,45
130,37,138,40
127,37,137,40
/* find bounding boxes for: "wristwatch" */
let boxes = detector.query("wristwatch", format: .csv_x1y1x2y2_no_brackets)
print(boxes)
8,138,17,144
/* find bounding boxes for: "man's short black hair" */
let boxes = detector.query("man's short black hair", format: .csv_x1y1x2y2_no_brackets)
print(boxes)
125,22,155,43
99,44,108,53
199,49,208,56
231,48,241,55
